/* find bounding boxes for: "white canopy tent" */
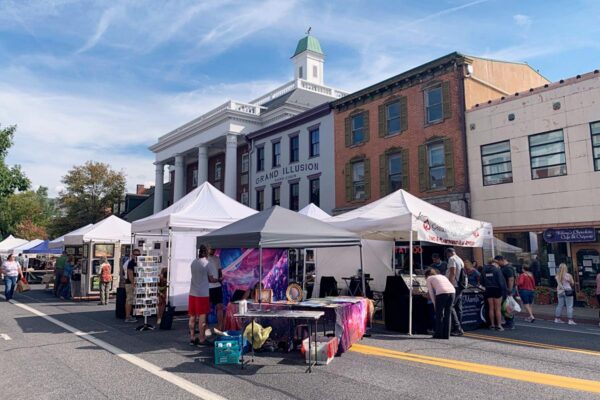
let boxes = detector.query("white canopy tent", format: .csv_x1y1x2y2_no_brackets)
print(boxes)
326,189,494,334
49,224,94,250
0,235,29,256
63,215,132,245
298,203,394,294
10,239,44,253
131,182,257,309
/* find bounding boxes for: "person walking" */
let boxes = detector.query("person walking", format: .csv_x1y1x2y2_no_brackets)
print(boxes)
59,256,74,300
482,258,507,331
554,263,577,325
445,248,466,336
2,254,23,301
517,263,536,322
425,268,455,339
188,245,219,346
54,251,67,297
99,257,112,305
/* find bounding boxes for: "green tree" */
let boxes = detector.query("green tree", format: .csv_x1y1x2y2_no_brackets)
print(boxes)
0,186,55,239
52,161,126,235
0,124,29,199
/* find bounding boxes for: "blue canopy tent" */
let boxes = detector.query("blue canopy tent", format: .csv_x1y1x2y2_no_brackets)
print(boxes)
23,240,62,255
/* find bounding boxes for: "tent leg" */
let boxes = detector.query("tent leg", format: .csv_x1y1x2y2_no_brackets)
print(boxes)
259,246,263,310
359,244,365,298
166,229,173,306
409,233,413,336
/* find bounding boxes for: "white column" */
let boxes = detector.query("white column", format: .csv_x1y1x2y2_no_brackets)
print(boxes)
224,133,238,198
174,154,185,202
197,144,208,185
153,162,164,214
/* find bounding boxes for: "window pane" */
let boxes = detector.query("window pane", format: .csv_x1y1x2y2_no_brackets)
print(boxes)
427,87,442,106
352,128,364,144
596,159,600,171
430,166,445,188
426,87,442,123
427,104,442,123
483,162,511,175
532,164,567,179
594,146,600,159
531,153,566,168
428,143,444,167
352,114,364,130
386,102,400,134
482,153,511,166
388,154,402,174
530,141,565,157
353,183,365,200
352,162,364,182
310,179,320,206
389,174,402,192
592,134,600,146
529,130,563,146
484,173,513,185
481,141,510,156
591,122,600,135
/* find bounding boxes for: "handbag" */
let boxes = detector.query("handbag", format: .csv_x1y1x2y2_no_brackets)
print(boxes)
17,277,30,293
564,289,574,297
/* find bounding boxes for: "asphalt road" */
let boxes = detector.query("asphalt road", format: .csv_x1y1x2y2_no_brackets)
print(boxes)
1,286,600,400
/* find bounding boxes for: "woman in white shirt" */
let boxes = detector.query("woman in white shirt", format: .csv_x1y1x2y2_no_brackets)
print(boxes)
2,254,23,301
554,263,576,325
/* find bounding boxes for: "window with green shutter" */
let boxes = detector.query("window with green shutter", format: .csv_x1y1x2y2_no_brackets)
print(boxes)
424,82,451,124
348,110,369,146
379,97,408,138
442,81,452,120
380,148,409,196
444,137,454,188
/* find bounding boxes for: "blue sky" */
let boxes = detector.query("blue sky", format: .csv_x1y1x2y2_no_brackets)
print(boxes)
1,0,600,196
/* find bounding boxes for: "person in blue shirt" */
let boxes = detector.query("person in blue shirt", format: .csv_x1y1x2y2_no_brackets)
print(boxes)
465,260,481,287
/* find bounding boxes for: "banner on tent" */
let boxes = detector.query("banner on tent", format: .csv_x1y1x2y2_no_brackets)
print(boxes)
415,212,491,247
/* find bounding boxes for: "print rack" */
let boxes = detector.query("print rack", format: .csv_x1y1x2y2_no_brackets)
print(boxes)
134,255,160,331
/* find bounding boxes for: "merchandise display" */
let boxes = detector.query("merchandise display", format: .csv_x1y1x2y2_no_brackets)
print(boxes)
134,255,160,331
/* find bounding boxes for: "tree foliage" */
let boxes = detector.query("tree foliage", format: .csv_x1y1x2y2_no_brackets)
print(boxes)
53,161,126,235
15,220,48,240
0,124,30,198
0,186,54,239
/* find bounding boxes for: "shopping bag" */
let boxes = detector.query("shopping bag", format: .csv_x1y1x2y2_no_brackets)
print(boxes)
17,277,30,293
502,295,521,318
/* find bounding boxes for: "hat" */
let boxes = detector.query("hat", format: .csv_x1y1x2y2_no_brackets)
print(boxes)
445,247,455,254
494,255,505,261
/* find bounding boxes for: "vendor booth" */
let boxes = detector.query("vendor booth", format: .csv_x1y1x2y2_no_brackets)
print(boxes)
48,224,94,250
24,240,62,256
325,189,494,334
131,182,257,310
0,235,29,256
202,206,369,366
62,216,131,297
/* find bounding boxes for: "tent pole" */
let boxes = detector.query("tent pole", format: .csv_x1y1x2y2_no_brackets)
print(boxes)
409,232,413,336
166,229,173,306
491,233,496,258
259,246,263,310
302,249,306,293
359,243,365,297
419,241,423,272
392,241,397,275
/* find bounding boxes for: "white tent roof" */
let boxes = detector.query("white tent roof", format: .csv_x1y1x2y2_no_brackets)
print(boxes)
326,189,493,248
49,224,94,249
132,182,257,234
484,237,523,253
0,235,30,253
10,239,44,253
298,203,331,220
64,215,131,245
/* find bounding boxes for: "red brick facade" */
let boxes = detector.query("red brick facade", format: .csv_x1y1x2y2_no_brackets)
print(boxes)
334,64,467,214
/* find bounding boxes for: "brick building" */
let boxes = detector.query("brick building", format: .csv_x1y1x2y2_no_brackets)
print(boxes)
332,52,549,216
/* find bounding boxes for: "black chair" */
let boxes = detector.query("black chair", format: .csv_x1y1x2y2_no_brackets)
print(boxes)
319,276,339,297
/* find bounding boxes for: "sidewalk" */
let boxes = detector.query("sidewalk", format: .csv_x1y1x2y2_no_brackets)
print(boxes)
518,304,599,325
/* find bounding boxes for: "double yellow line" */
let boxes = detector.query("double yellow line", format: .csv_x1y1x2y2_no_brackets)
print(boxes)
350,343,600,394
465,332,600,357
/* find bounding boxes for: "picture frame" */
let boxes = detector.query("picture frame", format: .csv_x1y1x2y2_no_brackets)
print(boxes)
254,288,273,303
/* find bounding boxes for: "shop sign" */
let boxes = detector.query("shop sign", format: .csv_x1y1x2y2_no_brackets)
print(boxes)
255,161,319,185
543,228,596,243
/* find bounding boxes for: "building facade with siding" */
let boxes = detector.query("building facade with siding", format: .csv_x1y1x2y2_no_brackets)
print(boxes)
467,70,600,290
332,52,549,217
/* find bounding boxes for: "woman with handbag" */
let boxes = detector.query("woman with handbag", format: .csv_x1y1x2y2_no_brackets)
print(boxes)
2,254,23,301
554,263,576,325
99,257,112,305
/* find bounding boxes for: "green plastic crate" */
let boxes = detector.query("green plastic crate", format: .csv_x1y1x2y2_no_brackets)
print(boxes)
214,338,242,365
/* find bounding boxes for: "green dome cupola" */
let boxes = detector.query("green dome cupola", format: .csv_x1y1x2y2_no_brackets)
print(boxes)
292,35,324,58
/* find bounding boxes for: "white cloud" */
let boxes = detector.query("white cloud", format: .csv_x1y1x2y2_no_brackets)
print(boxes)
513,14,532,28
76,5,124,53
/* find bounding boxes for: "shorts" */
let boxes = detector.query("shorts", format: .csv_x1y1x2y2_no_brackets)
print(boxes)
209,286,223,305
188,295,209,316
484,287,502,299
519,289,534,305
125,284,135,305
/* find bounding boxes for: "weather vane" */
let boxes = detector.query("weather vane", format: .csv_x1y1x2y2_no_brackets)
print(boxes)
306,27,312,35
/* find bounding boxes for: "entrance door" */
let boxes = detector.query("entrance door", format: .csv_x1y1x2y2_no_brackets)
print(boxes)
570,243,600,291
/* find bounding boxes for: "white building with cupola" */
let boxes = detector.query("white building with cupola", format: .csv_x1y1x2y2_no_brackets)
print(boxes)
149,34,347,212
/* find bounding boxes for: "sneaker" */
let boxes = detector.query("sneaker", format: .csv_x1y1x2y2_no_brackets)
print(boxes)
450,330,464,337
554,318,565,324
568,320,577,325
125,317,137,323
524,316,533,322
496,326,504,332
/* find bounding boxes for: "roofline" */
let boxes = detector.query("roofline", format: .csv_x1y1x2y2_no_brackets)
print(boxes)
246,102,332,141
333,52,470,108
468,69,600,111
464,54,551,82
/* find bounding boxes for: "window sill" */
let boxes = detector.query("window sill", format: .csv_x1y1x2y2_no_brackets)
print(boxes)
424,119,445,128
383,131,403,139
348,142,366,149
308,155,320,160
422,186,447,193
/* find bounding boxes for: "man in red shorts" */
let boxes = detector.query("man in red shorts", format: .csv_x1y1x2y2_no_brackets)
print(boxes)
189,244,219,346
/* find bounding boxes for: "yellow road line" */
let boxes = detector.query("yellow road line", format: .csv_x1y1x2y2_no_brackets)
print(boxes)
349,343,600,394
464,332,600,357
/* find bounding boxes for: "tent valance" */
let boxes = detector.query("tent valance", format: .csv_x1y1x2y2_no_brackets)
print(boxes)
24,240,62,255
64,215,131,245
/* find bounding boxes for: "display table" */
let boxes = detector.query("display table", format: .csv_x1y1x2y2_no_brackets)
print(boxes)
235,309,324,373
227,297,369,354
